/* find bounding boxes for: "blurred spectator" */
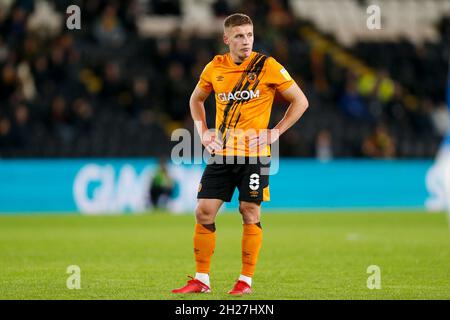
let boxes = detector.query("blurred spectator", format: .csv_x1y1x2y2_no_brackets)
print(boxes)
0,117,12,150
0,7,7,36
149,158,175,209
0,36,8,63
10,103,30,148
32,55,51,96
410,99,434,137
375,70,395,104
357,72,376,97
16,61,36,101
154,37,172,73
362,124,396,159
0,63,17,103
310,48,328,94
48,95,74,144
267,0,292,28
130,76,152,117
49,46,68,86
172,36,195,73
7,6,27,45
93,4,126,47
164,61,191,122
340,81,370,119
315,129,333,162
72,98,93,134
431,102,450,138
100,62,128,109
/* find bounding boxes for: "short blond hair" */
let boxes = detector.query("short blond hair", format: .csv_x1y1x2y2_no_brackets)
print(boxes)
223,13,253,30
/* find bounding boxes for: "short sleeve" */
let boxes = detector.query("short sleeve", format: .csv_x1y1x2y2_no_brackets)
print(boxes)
266,57,295,92
197,61,214,92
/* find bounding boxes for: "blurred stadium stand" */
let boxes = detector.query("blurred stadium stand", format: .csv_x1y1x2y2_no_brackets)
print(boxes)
0,0,449,159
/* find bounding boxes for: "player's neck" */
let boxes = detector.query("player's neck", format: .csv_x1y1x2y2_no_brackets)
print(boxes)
229,52,251,65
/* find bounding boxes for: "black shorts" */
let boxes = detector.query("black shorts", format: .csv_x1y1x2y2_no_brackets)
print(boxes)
197,157,270,202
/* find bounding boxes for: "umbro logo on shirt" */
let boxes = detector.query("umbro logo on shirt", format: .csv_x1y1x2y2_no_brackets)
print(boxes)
216,75,224,81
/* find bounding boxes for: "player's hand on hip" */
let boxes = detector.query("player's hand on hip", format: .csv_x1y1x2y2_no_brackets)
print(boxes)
202,130,223,153
248,129,280,151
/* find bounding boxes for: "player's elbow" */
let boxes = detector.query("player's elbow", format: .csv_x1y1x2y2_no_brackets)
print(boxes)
190,96,207,114
294,95,308,115
301,96,309,112
189,92,198,108
189,95,201,112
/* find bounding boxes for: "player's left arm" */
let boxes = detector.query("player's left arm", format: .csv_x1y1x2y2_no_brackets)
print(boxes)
250,82,308,148
271,82,309,141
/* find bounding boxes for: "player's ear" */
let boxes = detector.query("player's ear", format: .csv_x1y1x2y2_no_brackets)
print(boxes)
223,33,229,45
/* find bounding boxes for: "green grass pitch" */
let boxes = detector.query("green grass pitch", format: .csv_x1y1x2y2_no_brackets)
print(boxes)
0,211,449,300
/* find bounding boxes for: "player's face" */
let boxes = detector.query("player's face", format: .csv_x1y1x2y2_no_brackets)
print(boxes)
224,24,254,63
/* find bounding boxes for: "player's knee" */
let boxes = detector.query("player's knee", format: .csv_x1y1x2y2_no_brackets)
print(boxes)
239,202,260,224
195,205,215,223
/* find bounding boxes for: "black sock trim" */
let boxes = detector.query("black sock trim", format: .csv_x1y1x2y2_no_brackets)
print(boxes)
202,223,216,232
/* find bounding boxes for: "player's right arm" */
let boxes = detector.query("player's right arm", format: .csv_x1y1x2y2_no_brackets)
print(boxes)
190,60,224,153
190,85,222,153
190,85,210,136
